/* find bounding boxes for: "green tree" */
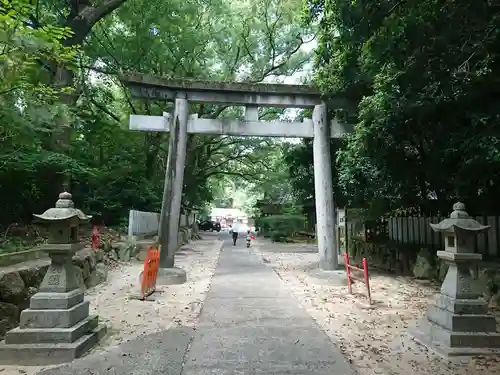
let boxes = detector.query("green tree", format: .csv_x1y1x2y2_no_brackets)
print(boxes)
0,0,82,223
81,0,314,214
306,0,500,214
0,0,315,233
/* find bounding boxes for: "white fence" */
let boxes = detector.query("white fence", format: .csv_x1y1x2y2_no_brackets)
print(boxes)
128,210,197,237
128,210,160,237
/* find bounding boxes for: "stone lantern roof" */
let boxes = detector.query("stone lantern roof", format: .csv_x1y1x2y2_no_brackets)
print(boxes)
429,202,490,234
33,192,92,222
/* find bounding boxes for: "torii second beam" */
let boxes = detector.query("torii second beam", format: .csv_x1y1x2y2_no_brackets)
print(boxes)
129,114,352,138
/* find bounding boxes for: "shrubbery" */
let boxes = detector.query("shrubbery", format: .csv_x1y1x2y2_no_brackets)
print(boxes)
257,215,306,242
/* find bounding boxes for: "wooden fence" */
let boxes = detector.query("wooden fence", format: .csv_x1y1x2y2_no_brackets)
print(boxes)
386,215,500,258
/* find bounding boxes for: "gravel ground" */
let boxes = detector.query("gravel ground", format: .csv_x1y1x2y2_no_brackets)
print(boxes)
0,237,223,375
254,239,500,375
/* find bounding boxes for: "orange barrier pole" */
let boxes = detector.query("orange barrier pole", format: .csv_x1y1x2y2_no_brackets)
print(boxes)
140,247,160,300
140,248,151,299
151,247,160,292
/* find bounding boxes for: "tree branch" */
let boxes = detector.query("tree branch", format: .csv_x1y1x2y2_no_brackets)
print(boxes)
240,22,256,62
89,97,121,122
257,36,304,81
84,0,129,26
207,105,230,119
204,171,259,181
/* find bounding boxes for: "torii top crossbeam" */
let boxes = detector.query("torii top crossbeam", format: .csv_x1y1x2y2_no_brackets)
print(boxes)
120,72,348,109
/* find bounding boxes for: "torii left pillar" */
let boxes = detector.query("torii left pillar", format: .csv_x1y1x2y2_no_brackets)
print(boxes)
157,93,188,284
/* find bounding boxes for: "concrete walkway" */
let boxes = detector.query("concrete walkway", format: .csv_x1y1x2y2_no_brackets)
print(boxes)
37,237,355,375
181,238,355,374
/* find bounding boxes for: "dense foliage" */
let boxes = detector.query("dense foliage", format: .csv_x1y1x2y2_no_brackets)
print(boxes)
258,214,306,242
4,0,500,239
286,0,500,216
0,0,313,229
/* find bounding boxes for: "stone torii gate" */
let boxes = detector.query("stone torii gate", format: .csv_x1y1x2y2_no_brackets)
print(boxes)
120,73,351,282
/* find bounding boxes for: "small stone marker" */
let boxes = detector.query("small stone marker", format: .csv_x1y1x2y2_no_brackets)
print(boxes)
411,202,500,356
0,192,107,365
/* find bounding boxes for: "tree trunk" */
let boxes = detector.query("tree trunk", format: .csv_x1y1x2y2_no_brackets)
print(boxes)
49,0,129,193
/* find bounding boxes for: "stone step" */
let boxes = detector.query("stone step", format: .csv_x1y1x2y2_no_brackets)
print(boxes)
432,294,489,315
449,331,500,348
0,324,107,366
5,315,98,345
412,318,500,357
20,301,90,329
427,304,497,332
30,289,84,310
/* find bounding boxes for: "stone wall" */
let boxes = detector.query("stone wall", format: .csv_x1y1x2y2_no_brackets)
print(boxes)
178,227,193,246
0,226,199,339
348,238,500,307
348,239,423,275
0,248,108,339
106,226,196,262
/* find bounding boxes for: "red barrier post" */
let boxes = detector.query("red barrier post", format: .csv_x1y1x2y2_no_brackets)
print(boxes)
362,258,372,305
344,253,372,305
91,226,100,250
344,252,352,294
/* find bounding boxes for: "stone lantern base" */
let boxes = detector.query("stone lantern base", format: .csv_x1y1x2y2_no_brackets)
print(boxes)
412,319,500,357
0,288,107,365
410,252,500,357
0,191,107,365
0,241,106,365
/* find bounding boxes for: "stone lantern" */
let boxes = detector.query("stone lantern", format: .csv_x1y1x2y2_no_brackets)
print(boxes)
0,192,106,365
411,202,500,356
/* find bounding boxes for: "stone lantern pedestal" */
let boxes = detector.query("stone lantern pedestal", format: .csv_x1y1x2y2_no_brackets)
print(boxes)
411,203,500,357
0,192,107,365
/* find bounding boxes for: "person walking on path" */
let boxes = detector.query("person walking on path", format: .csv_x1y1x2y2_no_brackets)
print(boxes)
229,223,239,246
231,229,238,245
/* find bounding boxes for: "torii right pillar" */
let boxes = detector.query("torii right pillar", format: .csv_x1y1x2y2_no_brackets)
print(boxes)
312,102,338,270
